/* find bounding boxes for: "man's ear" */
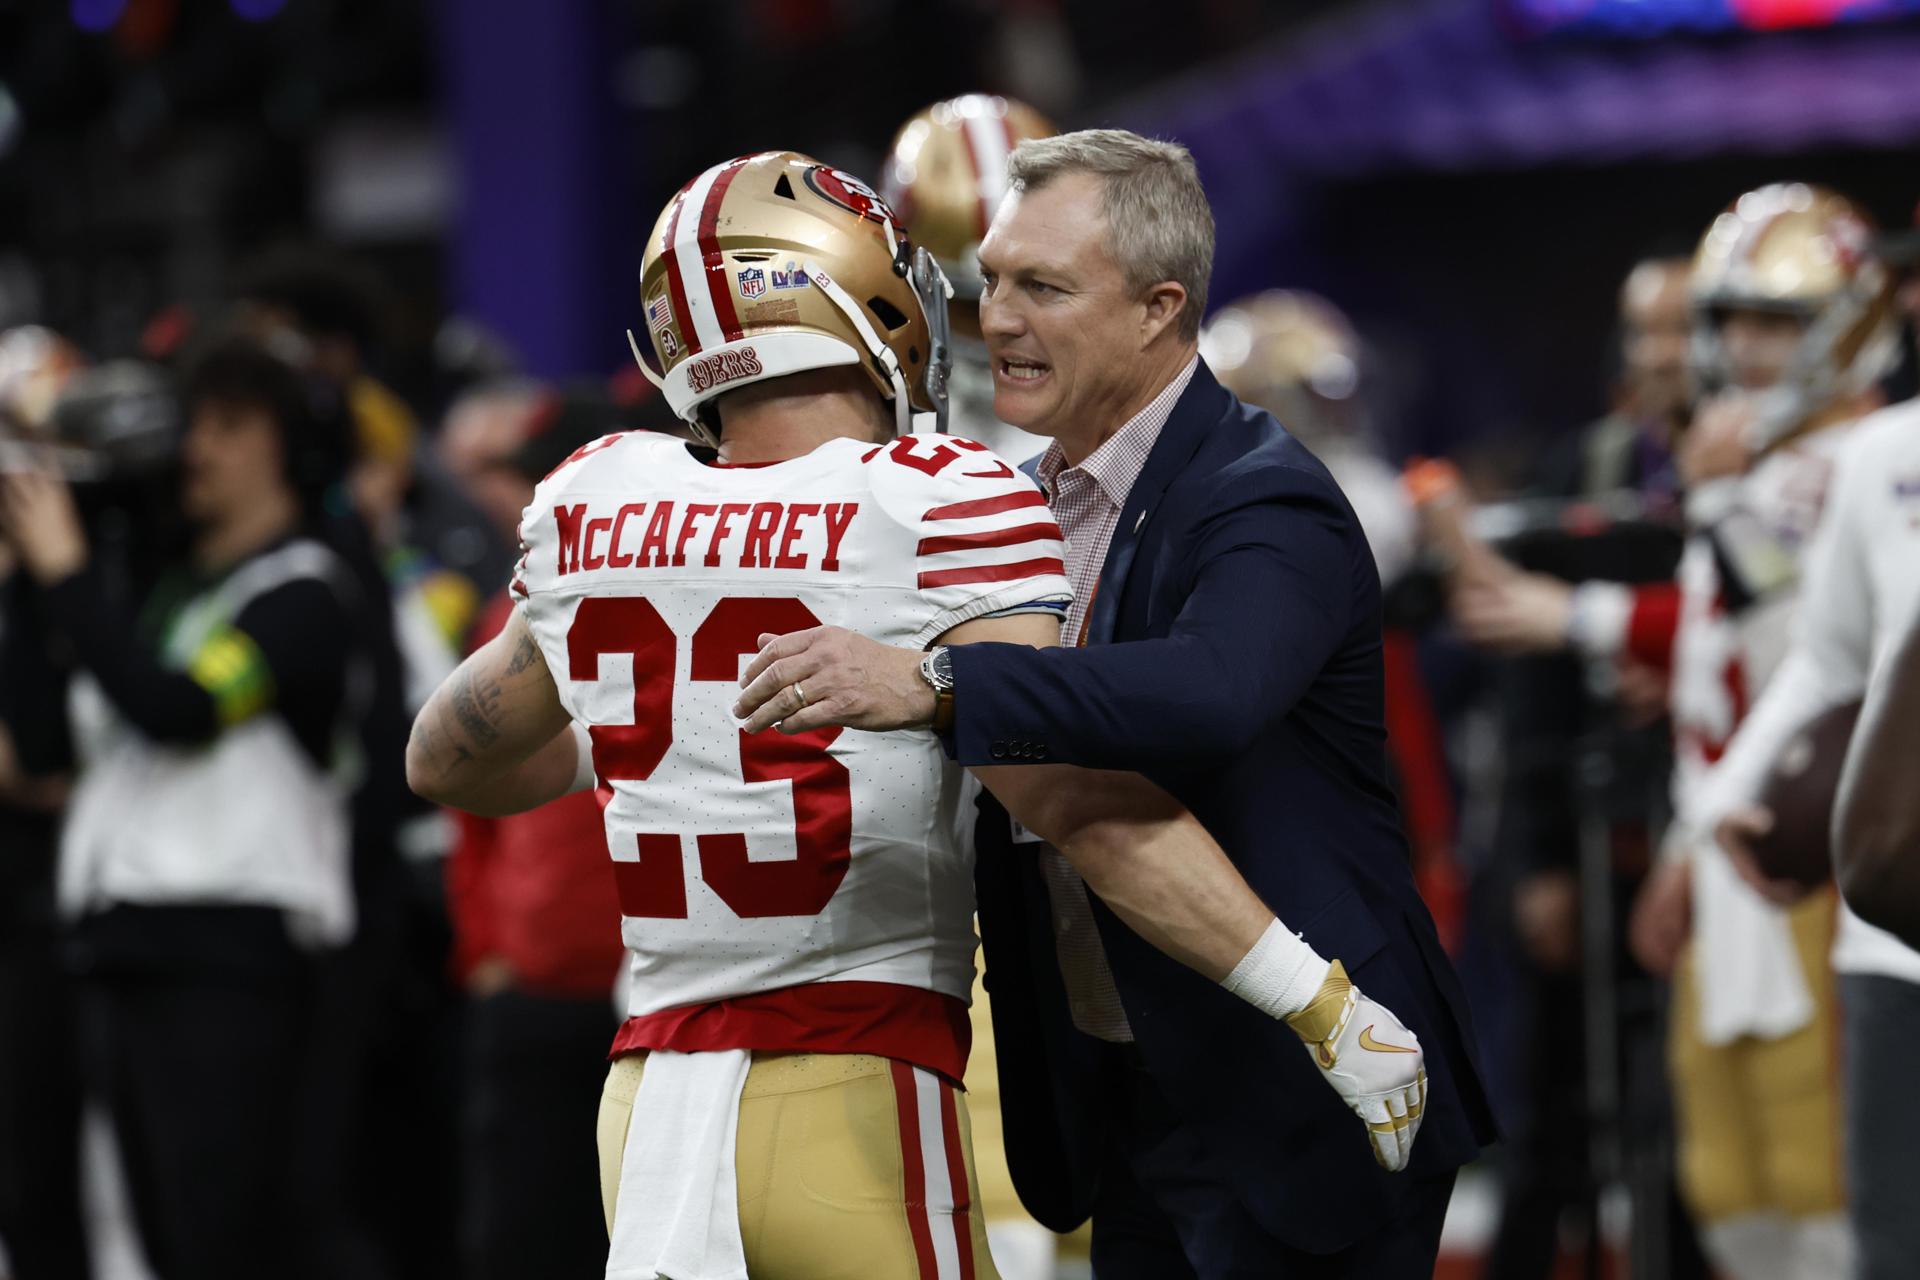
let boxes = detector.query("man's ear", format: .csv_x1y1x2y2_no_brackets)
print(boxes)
1139,281,1189,349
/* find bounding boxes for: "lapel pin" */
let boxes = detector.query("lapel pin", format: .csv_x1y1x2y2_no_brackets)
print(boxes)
1133,510,1146,533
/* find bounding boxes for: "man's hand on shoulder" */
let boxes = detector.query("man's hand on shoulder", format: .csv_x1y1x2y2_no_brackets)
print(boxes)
1284,961,1428,1173
734,626,934,735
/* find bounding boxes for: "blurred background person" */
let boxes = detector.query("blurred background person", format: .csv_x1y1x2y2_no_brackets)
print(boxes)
439,388,634,1280
235,243,492,708
435,377,550,551
1677,220,1920,1280
1441,184,1895,1278
1629,185,1891,1280
1427,249,1703,1280
235,242,499,1277
0,335,366,1280
0,326,99,1280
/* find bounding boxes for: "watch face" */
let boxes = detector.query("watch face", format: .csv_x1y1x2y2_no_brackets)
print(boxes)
932,647,954,687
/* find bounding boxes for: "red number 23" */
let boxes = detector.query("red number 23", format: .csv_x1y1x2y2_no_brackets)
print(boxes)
566,596,852,919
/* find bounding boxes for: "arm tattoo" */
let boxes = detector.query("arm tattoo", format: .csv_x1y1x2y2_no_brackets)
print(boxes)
409,712,471,778
449,666,503,751
505,628,540,677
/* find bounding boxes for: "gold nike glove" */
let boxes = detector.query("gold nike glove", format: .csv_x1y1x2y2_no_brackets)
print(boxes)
1284,961,1428,1172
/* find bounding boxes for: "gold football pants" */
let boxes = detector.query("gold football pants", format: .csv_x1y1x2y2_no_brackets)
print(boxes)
1670,887,1846,1223
599,1051,999,1279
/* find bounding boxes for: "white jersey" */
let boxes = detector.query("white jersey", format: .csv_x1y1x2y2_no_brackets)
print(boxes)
1670,425,1858,799
1684,399,1920,983
512,430,1068,1068
1668,420,1861,1044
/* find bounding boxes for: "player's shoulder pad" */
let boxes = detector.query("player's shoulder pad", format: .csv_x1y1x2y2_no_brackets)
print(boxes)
862,434,1050,537
515,433,671,601
530,429,668,500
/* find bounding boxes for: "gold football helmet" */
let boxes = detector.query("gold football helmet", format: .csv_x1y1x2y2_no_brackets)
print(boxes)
1200,291,1363,449
881,94,1056,298
1690,182,1897,445
632,151,952,445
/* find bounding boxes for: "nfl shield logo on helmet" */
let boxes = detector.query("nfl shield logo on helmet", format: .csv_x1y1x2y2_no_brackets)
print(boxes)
737,268,767,300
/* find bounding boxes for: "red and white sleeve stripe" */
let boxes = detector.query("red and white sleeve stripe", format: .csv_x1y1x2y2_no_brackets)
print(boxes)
916,491,1064,590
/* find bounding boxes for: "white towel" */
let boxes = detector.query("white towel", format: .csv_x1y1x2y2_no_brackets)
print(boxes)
606,1049,753,1280
1691,843,1814,1047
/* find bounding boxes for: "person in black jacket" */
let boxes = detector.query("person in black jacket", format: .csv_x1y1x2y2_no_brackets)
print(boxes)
0,337,375,1280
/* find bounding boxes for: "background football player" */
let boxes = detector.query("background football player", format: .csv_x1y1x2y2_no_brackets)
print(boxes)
408,148,1430,1279
882,93,1056,463
1427,183,1892,1280
1675,213,1920,1280
1627,184,1895,1280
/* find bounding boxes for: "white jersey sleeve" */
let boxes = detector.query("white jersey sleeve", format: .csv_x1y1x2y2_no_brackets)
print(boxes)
865,434,1070,647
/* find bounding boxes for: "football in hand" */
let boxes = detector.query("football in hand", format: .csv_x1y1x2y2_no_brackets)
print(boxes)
1750,699,1863,888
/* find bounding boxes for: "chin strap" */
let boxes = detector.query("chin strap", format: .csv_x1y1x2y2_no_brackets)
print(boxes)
804,264,914,435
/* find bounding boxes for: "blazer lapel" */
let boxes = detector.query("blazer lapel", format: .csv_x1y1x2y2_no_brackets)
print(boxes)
1084,361,1229,646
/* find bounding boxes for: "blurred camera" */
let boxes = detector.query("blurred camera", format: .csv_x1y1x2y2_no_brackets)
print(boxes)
1,359,184,594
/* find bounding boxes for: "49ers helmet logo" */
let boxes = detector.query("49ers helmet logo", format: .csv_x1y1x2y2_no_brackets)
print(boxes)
684,346,764,394
804,165,902,228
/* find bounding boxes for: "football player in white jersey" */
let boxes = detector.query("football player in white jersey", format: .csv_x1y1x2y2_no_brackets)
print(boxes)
407,150,1427,1280
1627,184,1897,1280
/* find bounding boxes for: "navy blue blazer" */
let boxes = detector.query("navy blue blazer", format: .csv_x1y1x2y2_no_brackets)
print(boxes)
948,361,1496,1254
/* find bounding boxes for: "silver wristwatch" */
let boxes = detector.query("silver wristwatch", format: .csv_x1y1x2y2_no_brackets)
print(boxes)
920,646,955,731
919,646,954,693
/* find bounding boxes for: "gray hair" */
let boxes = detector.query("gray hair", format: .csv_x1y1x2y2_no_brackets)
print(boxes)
1006,129,1214,341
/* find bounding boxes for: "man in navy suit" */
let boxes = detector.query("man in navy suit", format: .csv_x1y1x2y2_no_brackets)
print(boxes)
736,129,1495,1277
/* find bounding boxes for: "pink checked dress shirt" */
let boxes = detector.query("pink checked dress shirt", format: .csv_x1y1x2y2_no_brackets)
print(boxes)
1029,355,1199,1042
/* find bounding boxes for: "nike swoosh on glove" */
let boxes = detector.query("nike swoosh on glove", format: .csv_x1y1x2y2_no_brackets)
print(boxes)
1283,960,1427,1172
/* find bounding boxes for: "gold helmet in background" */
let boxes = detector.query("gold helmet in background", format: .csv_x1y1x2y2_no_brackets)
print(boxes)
1200,291,1364,449
633,151,953,444
881,94,1057,299
1690,181,1897,444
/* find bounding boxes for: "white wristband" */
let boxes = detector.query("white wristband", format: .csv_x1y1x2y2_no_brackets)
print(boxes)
1566,581,1633,660
1221,917,1333,1021
569,722,596,794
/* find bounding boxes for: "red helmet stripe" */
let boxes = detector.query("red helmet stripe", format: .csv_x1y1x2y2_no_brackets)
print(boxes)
961,103,1013,238
661,189,700,356
955,114,987,238
699,158,748,344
